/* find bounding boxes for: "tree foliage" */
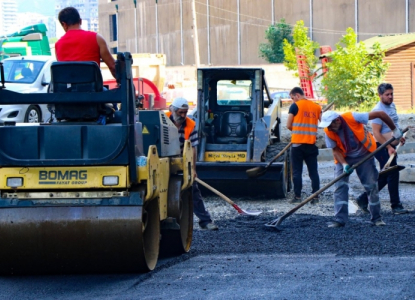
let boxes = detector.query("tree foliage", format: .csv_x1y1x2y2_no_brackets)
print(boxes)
283,20,320,77
259,19,293,63
320,28,389,111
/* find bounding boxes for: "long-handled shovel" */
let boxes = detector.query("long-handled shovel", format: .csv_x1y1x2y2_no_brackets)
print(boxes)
195,177,262,216
265,127,409,230
246,101,335,178
379,131,408,176
246,142,292,178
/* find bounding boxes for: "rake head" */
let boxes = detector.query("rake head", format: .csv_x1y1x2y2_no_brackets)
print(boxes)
264,217,283,231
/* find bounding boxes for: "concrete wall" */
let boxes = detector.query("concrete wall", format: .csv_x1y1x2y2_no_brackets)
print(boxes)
98,0,415,66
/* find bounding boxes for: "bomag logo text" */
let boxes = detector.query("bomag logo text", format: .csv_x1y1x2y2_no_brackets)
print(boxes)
39,170,88,185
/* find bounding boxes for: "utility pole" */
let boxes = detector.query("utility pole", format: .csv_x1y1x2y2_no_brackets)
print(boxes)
133,0,138,53
191,0,200,68
155,0,159,53
180,0,184,65
115,4,119,51
237,0,241,65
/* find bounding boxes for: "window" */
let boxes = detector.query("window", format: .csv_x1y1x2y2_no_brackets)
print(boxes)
109,14,117,42
3,60,45,84
216,80,252,106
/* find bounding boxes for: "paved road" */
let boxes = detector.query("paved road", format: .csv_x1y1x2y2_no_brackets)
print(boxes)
1,254,415,300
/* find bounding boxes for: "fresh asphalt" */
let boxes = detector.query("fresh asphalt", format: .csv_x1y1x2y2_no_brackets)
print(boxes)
1,148,415,300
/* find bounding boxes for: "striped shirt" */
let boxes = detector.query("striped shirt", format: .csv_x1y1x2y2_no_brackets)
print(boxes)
169,115,199,150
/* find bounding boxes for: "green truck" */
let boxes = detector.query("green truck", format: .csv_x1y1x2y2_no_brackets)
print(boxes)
0,24,51,60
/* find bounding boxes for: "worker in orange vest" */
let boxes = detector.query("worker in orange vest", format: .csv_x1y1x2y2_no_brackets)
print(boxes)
319,110,403,228
166,97,218,230
287,87,322,204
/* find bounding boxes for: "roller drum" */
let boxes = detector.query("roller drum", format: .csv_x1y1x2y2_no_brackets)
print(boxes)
0,201,160,274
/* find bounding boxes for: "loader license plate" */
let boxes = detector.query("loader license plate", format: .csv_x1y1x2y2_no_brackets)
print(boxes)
204,152,246,162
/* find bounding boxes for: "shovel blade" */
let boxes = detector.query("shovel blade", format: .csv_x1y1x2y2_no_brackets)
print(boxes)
240,209,262,216
232,204,262,216
379,165,405,176
245,166,266,178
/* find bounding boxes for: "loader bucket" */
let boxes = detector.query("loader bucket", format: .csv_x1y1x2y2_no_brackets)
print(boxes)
196,161,289,199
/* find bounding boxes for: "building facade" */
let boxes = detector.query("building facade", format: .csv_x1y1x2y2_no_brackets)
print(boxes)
14,12,56,38
0,0,18,35
98,0,415,67
56,0,99,32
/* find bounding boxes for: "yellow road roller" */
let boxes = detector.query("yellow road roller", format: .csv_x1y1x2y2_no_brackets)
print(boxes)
0,53,193,274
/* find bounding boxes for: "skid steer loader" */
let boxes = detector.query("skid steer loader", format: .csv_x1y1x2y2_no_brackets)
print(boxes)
0,53,193,274
192,68,291,198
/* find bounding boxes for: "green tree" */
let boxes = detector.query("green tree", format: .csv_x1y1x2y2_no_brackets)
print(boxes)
320,28,389,111
259,19,293,63
283,20,320,77
48,37,58,44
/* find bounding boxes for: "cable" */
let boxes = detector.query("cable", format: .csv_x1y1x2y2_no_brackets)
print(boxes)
194,0,411,36
116,0,412,37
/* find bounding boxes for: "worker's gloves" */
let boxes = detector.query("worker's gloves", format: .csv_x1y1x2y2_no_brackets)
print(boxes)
342,164,354,175
392,127,403,139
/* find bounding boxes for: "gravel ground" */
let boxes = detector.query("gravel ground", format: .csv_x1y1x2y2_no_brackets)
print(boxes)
190,110,415,257
196,156,415,258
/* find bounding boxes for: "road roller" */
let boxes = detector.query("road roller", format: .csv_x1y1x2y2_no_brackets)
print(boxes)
0,52,193,274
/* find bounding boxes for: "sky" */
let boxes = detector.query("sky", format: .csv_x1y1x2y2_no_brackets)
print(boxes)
16,0,55,17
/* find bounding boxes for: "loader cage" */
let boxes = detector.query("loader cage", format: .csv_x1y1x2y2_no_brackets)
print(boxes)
194,68,289,199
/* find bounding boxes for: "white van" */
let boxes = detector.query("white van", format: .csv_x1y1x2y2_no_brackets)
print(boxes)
1,55,55,123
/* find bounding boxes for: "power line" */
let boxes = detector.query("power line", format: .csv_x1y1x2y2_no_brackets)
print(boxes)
193,0,410,36
118,0,412,37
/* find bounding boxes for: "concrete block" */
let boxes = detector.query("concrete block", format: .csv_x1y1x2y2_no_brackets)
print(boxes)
400,164,415,183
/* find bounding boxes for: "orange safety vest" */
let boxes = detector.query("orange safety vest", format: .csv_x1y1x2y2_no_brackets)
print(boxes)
291,99,321,144
324,112,377,163
165,111,196,140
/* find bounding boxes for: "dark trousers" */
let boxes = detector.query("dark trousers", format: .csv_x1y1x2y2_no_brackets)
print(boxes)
193,182,212,226
356,142,401,209
291,144,320,198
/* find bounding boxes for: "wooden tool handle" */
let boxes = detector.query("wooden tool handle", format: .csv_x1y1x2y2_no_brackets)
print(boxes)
383,131,408,169
195,177,235,205
265,142,292,168
273,126,410,228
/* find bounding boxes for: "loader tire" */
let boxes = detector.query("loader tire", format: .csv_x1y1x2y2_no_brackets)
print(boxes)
266,143,291,198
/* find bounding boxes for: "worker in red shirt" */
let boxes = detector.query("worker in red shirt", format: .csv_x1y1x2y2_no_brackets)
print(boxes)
55,7,116,79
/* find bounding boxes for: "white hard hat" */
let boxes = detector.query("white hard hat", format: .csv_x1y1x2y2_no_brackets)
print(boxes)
319,111,340,128
171,97,189,109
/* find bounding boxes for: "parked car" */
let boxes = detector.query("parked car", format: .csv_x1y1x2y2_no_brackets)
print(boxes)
271,90,290,101
0,55,55,123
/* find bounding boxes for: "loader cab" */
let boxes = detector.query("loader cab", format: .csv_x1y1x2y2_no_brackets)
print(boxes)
193,67,288,198
209,79,254,145
195,68,278,163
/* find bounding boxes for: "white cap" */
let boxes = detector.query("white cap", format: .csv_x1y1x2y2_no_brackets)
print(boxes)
171,97,189,109
319,111,340,128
